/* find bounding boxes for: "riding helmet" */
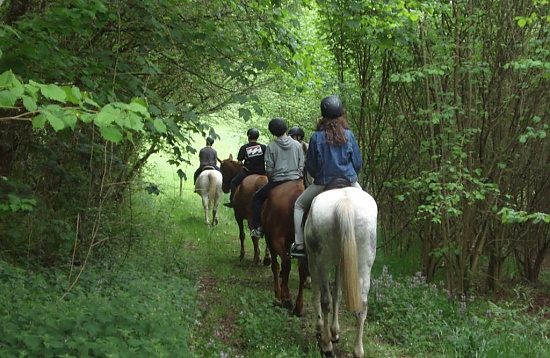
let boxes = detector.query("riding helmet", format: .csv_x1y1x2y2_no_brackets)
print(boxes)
320,95,344,119
206,136,214,145
287,126,305,139
268,118,287,137
247,127,260,140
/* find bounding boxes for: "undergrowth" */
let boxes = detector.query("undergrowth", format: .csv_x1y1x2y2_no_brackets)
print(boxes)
0,235,198,357
370,266,550,357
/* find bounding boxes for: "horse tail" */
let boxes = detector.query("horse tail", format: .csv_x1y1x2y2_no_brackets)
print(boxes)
208,172,217,203
337,197,361,312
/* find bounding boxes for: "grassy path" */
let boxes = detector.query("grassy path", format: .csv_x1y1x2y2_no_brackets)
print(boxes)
144,148,398,357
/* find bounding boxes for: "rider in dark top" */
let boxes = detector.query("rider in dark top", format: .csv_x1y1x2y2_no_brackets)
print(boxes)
223,128,266,207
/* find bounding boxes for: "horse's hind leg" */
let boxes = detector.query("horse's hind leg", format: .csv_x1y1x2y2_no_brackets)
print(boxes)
212,209,218,225
270,251,282,304
279,254,292,310
202,199,210,225
317,265,333,355
237,219,246,261
292,257,308,316
353,261,373,357
262,246,271,266
353,305,368,358
331,265,341,343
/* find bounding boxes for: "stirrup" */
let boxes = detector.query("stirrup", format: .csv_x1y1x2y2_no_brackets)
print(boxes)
290,243,306,258
250,227,264,238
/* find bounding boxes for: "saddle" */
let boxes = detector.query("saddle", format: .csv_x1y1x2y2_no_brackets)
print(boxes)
301,178,353,228
323,177,352,191
201,165,216,171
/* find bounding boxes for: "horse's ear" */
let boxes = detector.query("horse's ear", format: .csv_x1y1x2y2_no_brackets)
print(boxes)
229,154,233,161
217,157,223,163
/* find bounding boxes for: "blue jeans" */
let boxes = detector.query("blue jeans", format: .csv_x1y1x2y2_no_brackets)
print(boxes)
229,171,249,202
251,181,288,228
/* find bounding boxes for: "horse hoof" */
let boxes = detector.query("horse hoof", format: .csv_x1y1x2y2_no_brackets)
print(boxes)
263,257,271,266
316,335,333,357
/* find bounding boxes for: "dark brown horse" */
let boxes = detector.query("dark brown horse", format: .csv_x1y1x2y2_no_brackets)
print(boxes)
219,155,270,265
261,179,308,316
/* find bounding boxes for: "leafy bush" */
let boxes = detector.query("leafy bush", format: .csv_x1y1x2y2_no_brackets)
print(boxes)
0,258,198,357
369,266,550,356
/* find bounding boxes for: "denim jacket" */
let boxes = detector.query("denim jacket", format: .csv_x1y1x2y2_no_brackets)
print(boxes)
306,129,362,185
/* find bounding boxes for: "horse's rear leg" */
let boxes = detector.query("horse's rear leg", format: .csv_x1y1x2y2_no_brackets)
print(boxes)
318,279,333,355
203,200,210,225
313,258,333,355
251,236,261,265
331,266,341,343
270,252,282,304
292,257,308,316
237,219,246,261
353,267,373,357
262,246,271,266
279,254,292,310
251,234,261,265
353,305,368,358
211,209,218,226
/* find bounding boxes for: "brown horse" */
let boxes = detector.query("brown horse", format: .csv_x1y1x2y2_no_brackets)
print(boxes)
261,179,308,316
219,155,270,265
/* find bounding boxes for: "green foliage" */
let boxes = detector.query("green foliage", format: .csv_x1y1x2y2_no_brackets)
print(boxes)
370,266,550,356
498,207,550,224
0,258,198,357
1,70,155,143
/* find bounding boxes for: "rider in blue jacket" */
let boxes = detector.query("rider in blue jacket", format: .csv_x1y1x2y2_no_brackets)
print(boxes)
290,95,363,257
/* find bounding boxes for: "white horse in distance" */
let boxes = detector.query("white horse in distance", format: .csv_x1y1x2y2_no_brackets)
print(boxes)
194,169,223,225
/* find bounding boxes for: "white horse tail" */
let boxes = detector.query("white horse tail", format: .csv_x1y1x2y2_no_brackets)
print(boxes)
337,197,361,312
208,171,217,203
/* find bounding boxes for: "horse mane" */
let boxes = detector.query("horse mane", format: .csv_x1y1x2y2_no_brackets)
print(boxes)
222,155,243,174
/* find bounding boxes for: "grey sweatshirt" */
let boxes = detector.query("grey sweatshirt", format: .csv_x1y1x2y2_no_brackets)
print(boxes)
265,135,304,182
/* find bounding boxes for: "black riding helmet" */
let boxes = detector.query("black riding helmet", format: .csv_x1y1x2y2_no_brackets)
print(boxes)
247,127,260,140
268,118,287,137
320,95,344,119
206,136,214,145
287,126,305,139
